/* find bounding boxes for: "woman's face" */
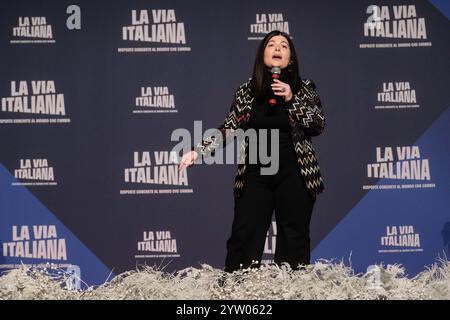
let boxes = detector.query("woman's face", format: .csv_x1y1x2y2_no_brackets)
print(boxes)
263,35,291,69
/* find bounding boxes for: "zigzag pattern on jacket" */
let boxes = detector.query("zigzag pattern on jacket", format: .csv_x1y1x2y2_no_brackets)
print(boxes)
196,78,325,199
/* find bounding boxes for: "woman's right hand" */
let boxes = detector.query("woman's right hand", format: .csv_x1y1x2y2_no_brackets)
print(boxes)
178,150,198,171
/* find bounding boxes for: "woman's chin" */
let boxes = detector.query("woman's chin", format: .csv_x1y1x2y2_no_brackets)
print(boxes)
266,64,287,70
271,62,288,69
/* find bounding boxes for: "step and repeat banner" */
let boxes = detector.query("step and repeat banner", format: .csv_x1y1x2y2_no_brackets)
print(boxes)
1,0,449,287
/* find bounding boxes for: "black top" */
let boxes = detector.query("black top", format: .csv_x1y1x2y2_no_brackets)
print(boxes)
248,99,292,132
245,99,297,169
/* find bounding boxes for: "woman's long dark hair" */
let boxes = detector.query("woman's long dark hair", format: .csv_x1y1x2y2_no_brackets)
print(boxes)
250,30,302,102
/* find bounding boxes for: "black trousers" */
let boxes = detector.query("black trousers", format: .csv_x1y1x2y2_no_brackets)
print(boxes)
224,163,315,273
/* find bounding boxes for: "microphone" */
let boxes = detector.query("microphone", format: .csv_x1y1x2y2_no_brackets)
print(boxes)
268,66,281,106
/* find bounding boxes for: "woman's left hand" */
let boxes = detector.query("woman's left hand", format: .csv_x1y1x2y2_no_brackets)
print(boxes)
271,79,293,102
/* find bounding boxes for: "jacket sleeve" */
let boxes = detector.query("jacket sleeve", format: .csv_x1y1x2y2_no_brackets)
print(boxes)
194,90,244,158
284,79,325,137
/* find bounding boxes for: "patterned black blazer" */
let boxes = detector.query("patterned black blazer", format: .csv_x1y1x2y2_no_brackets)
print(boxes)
196,78,325,199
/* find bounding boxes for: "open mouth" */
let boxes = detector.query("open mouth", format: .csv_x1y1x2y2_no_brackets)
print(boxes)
272,54,282,61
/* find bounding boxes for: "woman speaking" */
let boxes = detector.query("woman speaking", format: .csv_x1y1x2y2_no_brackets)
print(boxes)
179,30,325,273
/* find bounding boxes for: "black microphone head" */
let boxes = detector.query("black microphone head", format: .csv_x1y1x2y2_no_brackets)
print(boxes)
270,66,281,75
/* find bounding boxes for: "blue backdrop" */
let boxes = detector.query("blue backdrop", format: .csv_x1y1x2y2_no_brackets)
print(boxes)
1,0,449,287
